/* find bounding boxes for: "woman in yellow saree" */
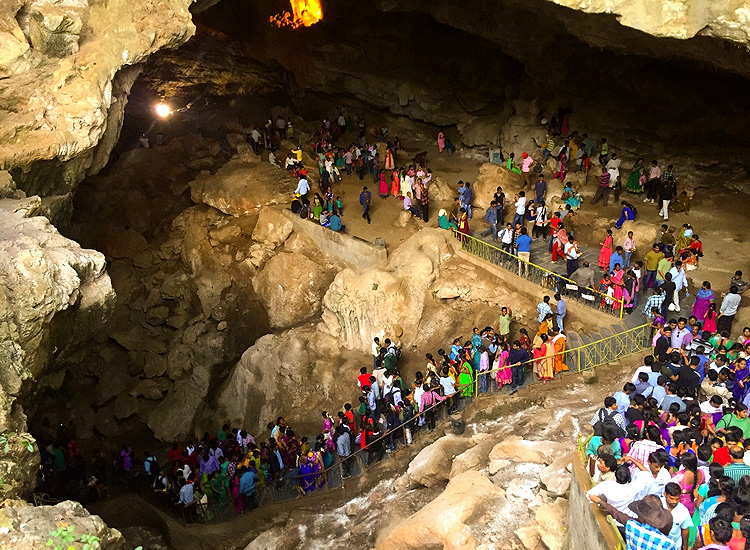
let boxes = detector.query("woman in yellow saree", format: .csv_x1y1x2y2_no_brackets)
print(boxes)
551,329,568,374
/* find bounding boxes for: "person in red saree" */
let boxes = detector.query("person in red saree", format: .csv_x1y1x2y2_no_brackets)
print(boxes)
384,146,395,171
378,171,389,198
598,229,613,270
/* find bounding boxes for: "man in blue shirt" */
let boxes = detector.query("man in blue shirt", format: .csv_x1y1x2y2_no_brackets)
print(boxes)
508,340,530,394
239,466,260,510
329,213,344,232
609,246,625,273
554,293,567,332
359,186,371,224
480,200,498,241
516,227,532,277
462,182,474,219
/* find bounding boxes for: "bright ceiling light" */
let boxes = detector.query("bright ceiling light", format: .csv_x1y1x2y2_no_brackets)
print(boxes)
155,103,172,118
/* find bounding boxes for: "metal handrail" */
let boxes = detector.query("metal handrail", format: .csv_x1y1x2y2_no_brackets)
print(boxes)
473,323,650,396
453,230,625,319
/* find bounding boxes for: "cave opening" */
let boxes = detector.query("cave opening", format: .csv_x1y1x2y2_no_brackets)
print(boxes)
15,0,750,546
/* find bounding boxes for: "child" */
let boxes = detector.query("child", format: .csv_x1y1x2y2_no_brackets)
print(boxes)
334,196,343,216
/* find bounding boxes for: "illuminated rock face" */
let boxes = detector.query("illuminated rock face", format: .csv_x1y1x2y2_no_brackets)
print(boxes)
0,0,195,199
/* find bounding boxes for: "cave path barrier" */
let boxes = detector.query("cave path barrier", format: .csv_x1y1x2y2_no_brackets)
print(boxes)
472,322,651,397
162,381,477,525
571,436,627,550
452,230,625,319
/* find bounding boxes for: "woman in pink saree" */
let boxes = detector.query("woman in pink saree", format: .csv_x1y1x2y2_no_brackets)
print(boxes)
437,131,445,153
494,342,511,389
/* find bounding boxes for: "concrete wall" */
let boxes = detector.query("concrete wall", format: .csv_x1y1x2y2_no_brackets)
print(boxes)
569,453,624,550
278,208,388,268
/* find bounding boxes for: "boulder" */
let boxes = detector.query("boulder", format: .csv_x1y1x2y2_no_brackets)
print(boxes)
449,440,495,478
244,526,302,550
113,394,138,420
472,162,524,209
515,524,543,550
375,470,503,550
0,500,125,550
489,438,572,464
536,498,569,550
189,158,297,216
539,454,573,496
148,363,211,441
407,434,475,487
506,477,540,501
252,252,333,329
392,209,416,228
129,379,166,400
320,229,452,351
429,176,457,201
488,459,511,476
251,206,294,246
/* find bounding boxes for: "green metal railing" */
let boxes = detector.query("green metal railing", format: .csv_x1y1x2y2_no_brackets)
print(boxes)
453,230,625,319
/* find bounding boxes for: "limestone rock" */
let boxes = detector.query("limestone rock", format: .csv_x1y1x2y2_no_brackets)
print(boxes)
488,458,511,476
251,206,294,246
320,229,452,351
375,470,503,550
392,210,416,228
0,500,125,550
244,525,303,550
407,434,475,487
0,433,40,500
515,524,543,550
539,454,573,496
472,162,524,210
506,477,539,501
449,440,495,479
204,327,346,436
429,176,458,201
148,363,211,441
536,497,569,550
113,394,138,420
489,438,572,464
129,379,165,400
189,159,297,216
28,4,83,58
252,252,333,329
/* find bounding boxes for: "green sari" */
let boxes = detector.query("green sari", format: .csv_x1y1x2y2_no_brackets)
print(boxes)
626,161,644,193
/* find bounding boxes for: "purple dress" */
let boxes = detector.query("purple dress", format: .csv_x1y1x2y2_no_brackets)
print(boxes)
691,289,714,324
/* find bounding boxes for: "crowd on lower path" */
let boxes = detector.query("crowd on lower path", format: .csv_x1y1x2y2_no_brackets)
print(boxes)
584,311,750,549
33,280,588,522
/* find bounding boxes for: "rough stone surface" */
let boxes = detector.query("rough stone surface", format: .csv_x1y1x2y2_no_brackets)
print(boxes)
489,437,572,464
0,500,125,550
190,160,297,216
375,470,504,550
0,0,195,199
0,195,113,496
449,440,495,479
252,252,333,329
251,206,295,246
536,497,570,550
407,434,476,487
320,229,452,351
539,454,573,496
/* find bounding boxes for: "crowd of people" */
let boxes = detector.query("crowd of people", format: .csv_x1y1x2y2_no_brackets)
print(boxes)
585,305,750,549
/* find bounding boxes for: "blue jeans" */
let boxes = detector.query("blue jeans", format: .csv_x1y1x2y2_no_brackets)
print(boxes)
556,315,564,332
511,365,524,389
464,203,473,219
512,213,523,228
644,270,657,289
480,223,497,239
623,251,632,267
479,372,489,393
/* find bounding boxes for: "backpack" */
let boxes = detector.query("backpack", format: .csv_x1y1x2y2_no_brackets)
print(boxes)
592,409,625,438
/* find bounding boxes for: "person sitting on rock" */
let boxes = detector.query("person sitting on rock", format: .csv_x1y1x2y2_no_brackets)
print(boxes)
329,212,344,232
403,192,422,219
615,201,637,230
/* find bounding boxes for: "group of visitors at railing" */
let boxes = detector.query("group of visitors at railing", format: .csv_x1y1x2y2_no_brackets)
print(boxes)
584,312,750,549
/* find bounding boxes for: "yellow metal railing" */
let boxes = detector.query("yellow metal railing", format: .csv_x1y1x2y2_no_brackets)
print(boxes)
452,230,625,319
473,323,650,396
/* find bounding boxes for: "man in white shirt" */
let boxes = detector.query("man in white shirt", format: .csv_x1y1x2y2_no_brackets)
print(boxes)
295,176,310,202
564,238,581,277
513,192,526,228
668,261,687,312
499,222,514,254
661,483,692,550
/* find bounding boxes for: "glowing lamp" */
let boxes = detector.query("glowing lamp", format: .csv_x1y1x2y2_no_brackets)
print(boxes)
155,103,172,118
